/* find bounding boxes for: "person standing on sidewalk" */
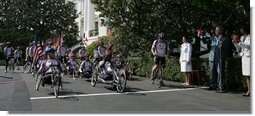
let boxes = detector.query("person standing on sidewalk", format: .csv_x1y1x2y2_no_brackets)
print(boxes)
179,36,192,86
202,25,232,93
238,25,251,97
3,42,14,73
14,46,22,70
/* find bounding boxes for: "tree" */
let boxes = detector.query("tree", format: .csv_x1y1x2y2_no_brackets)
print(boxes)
0,0,79,47
92,0,250,55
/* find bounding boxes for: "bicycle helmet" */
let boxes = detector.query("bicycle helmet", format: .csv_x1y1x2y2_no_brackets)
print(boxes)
45,47,55,53
158,32,165,39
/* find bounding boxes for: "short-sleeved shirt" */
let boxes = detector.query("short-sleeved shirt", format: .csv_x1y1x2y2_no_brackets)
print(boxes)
80,61,93,72
4,47,13,57
58,45,68,56
152,40,167,57
15,50,22,58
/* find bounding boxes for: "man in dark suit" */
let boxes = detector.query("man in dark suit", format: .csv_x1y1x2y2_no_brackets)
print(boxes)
204,25,233,93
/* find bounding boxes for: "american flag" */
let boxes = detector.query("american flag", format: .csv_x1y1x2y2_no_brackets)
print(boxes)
32,44,43,65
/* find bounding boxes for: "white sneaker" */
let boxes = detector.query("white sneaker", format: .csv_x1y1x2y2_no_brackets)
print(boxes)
4,70,7,73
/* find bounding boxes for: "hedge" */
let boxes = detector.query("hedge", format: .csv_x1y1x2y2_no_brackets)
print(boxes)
127,56,246,92
0,56,246,92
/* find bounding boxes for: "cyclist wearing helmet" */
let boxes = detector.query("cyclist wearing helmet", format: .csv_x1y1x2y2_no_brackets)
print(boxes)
37,47,63,87
4,42,14,73
150,32,168,80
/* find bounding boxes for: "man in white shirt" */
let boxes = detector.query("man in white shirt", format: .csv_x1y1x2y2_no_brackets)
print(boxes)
151,33,168,82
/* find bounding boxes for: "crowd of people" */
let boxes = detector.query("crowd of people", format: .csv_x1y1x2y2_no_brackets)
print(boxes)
2,24,250,97
3,39,128,84
150,24,250,97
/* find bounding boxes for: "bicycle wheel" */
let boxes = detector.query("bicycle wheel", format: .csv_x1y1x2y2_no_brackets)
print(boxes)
116,70,127,93
91,68,98,87
35,75,42,91
158,67,164,88
152,68,159,84
53,76,61,98
72,69,76,79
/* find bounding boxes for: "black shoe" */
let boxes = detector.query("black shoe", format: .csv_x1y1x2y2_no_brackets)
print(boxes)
207,87,216,90
216,89,227,93
150,75,156,80
242,94,250,97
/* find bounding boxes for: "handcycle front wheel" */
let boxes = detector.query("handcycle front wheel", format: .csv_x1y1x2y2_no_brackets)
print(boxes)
53,76,61,98
35,75,42,91
116,70,127,93
91,68,98,87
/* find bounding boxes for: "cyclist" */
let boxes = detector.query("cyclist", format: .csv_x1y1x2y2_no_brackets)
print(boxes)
114,54,125,69
98,42,114,79
37,47,63,87
3,42,14,73
78,53,93,78
150,32,168,82
14,46,22,70
66,54,78,77
57,41,68,64
78,46,86,61
98,41,107,61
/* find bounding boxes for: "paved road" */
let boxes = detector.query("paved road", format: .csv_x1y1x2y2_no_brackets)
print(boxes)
0,66,251,114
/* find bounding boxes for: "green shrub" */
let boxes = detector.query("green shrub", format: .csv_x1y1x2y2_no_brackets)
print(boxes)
86,35,113,55
127,56,246,92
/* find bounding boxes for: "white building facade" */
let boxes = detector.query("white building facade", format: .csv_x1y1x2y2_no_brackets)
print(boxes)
66,0,109,45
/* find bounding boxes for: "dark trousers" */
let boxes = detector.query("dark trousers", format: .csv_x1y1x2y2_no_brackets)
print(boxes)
5,57,10,70
209,60,225,90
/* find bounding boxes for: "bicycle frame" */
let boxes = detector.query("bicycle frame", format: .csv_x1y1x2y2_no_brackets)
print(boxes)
152,62,164,88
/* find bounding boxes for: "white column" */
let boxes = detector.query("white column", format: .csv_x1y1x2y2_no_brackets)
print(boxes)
85,0,95,38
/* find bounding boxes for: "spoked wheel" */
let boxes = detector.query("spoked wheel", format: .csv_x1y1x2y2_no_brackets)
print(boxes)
151,68,160,84
116,70,127,93
23,62,29,73
53,76,61,98
35,75,42,91
72,69,76,79
91,68,98,87
35,73,39,82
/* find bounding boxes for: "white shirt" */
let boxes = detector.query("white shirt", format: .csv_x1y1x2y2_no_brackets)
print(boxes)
14,50,22,58
152,40,167,57
58,45,67,56
4,47,13,56
93,49,99,58
239,34,250,57
80,61,93,72
179,42,192,62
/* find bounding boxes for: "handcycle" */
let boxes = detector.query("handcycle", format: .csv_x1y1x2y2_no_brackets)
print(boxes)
35,64,63,98
91,61,127,93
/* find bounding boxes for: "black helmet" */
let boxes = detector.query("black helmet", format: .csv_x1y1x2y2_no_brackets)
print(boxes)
158,32,165,39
